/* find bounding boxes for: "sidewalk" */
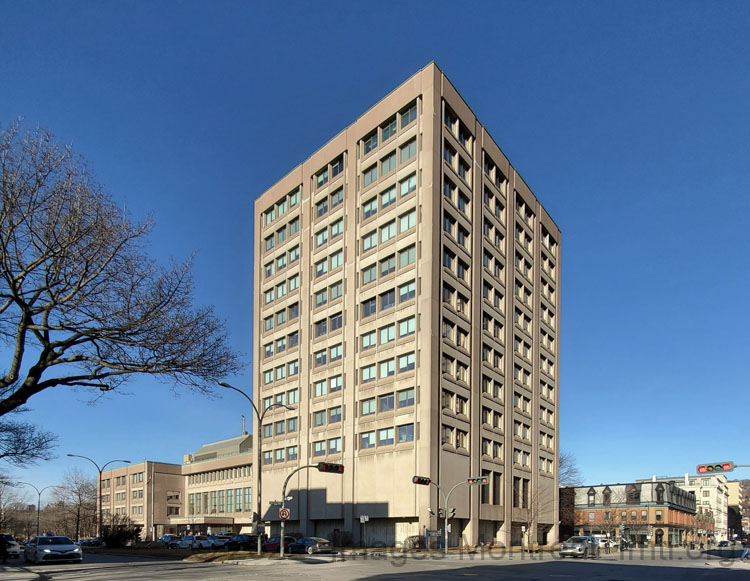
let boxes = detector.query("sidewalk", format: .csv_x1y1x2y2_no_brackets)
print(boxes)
0,564,39,581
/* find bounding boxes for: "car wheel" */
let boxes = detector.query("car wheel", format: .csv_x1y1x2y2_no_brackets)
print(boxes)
307,546,315,555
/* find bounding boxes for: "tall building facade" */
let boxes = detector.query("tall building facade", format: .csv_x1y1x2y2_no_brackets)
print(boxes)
253,63,560,547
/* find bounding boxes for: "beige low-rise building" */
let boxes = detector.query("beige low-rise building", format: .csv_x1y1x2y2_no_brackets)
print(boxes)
99,434,255,539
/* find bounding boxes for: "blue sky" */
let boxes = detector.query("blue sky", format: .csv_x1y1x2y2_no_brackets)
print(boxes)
1,0,749,504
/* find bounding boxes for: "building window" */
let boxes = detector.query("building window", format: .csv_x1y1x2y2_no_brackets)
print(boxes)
329,375,343,392
398,352,415,373
380,254,396,277
364,132,378,154
362,297,377,318
378,359,395,379
399,209,416,233
399,280,416,302
380,220,396,243
363,197,377,220
399,173,417,197
380,185,396,209
381,151,397,175
313,441,326,456
329,406,342,423
331,157,343,179
363,230,377,251
399,244,416,268
401,102,417,128
382,117,397,141
328,437,341,454
361,364,376,383
361,430,375,448
363,165,378,187
362,330,376,350
398,316,415,337
378,427,394,446
363,264,377,284
400,138,416,163
398,388,414,407
379,324,395,345
361,398,376,415
380,289,395,310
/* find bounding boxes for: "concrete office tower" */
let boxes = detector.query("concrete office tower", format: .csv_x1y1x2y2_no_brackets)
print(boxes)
253,63,560,548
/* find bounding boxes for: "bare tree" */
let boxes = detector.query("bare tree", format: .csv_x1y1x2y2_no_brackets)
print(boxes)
0,123,242,430
52,468,96,540
559,450,583,487
0,415,56,465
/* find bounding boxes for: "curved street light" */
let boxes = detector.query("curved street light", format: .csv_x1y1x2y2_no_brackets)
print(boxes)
17,482,61,536
67,453,130,538
219,381,296,556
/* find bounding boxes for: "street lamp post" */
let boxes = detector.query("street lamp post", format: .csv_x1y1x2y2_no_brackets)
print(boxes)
67,454,130,539
17,482,60,536
219,381,296,556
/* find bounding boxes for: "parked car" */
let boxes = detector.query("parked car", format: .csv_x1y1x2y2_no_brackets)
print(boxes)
559,536,600,558
718,540,729,547
224,534,258,551
206,535,232,550
173,535,209,550
157,534,180,548
24,536,83,564
287,536,334,555
0,533,21,559
261,535,297,552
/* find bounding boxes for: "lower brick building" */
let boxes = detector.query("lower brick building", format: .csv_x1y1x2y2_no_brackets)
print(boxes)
560,479,714,547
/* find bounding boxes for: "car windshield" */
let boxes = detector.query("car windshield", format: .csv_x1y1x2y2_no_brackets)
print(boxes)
566,537,586,543
38,537,74,545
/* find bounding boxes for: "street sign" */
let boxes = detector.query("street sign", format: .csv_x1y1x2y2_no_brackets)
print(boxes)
360,515,369,523
279,507,290,520
270,501,282,506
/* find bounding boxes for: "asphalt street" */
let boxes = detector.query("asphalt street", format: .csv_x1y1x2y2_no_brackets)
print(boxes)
1,547,748,581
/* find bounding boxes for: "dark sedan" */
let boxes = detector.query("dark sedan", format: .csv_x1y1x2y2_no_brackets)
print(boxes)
224,534,258,551
262,535,297,552
287,536,334,555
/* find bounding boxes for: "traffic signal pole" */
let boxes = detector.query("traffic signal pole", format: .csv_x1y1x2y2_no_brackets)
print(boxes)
412,476,487,554
278,462,344,558
695,461,750,474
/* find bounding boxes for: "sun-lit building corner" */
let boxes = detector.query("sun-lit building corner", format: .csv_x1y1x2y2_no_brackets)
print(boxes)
252,62,560,548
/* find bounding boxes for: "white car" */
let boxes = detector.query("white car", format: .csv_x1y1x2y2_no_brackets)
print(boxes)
0,533,21,558
24,536,83,564
174,534,209,550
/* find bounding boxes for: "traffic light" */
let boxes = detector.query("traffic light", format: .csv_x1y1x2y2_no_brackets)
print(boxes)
412,475,431,485
468,476,488,485
696,461,735,474
317,462,344,473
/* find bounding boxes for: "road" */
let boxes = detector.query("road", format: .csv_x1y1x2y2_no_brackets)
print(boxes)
3,546,748,581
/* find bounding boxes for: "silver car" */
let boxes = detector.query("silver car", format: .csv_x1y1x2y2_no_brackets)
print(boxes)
559,535,600,558
0,533,21,559
24,536,83,564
